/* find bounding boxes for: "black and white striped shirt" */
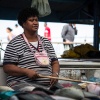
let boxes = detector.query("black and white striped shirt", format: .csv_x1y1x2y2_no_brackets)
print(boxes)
3,34,58,86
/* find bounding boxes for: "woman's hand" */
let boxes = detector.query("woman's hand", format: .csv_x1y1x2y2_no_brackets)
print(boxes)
24,68,38,79
50,73,58,86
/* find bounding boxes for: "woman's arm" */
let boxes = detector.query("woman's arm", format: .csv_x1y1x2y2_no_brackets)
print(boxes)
3,64,38,78
51,60,60,76
50,60,60,86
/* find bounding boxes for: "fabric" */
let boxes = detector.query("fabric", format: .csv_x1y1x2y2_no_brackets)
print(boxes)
30,41,38,48
3,34,58,87
0,91,19,100
31,0,51,17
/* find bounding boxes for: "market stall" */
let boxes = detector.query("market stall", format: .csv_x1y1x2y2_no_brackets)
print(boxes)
59,59,100,69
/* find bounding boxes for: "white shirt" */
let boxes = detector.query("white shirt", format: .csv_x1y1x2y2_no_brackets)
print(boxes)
30,41,38,48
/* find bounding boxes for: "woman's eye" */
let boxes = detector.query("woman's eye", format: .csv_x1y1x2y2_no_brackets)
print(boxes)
29,19,34,22
29,19,38,22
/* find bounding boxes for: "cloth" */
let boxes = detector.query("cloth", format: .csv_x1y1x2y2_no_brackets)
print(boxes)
31,0,51,17
3,34,58,87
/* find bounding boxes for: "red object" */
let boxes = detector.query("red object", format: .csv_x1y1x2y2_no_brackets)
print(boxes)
44,27,51,41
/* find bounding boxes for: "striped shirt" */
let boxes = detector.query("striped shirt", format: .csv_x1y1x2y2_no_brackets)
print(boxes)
3,34,58,86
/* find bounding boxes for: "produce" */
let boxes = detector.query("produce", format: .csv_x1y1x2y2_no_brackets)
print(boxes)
61,43,98,58
61,49,80,58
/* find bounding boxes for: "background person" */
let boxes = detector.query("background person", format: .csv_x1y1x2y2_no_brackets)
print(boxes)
3,7,60,92
44,22,51,41
61,23,77,50
6,27,16,42
13,24,23,36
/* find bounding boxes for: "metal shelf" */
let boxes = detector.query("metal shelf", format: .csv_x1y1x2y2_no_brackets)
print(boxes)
59,59,100,69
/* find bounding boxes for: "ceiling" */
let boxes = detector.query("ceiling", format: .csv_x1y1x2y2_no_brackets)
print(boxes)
0,0,100,24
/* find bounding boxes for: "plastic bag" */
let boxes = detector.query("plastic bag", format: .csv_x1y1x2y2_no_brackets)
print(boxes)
31,0,51,17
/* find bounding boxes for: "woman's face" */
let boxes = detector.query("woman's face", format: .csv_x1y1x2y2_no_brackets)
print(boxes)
23,16,39,32
6,28,10,33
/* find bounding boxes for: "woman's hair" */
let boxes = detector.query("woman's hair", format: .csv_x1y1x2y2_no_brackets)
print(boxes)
7,27,12,32
17,7,39,26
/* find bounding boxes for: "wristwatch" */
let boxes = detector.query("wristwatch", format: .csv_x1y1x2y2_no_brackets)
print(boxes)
52,72,59,76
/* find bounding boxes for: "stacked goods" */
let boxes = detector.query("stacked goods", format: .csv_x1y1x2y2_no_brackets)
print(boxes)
61,43,98,58
61,49,80,58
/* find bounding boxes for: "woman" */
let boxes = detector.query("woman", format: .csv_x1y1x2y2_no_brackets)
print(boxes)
6,27,15,41
3,7,60,91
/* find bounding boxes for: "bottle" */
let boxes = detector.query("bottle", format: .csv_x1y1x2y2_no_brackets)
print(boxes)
80,70,87,81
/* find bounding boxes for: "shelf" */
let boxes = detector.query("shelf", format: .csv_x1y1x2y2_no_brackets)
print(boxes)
59,59,100,69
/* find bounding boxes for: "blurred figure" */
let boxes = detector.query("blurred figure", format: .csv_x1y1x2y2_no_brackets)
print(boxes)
6,27,16,41
13,24,23,36
73,24,78,35
61,23,77,50
44,22,51,41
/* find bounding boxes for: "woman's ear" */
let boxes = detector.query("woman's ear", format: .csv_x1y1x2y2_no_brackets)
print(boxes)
22,23,25,27
22,22,27,28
